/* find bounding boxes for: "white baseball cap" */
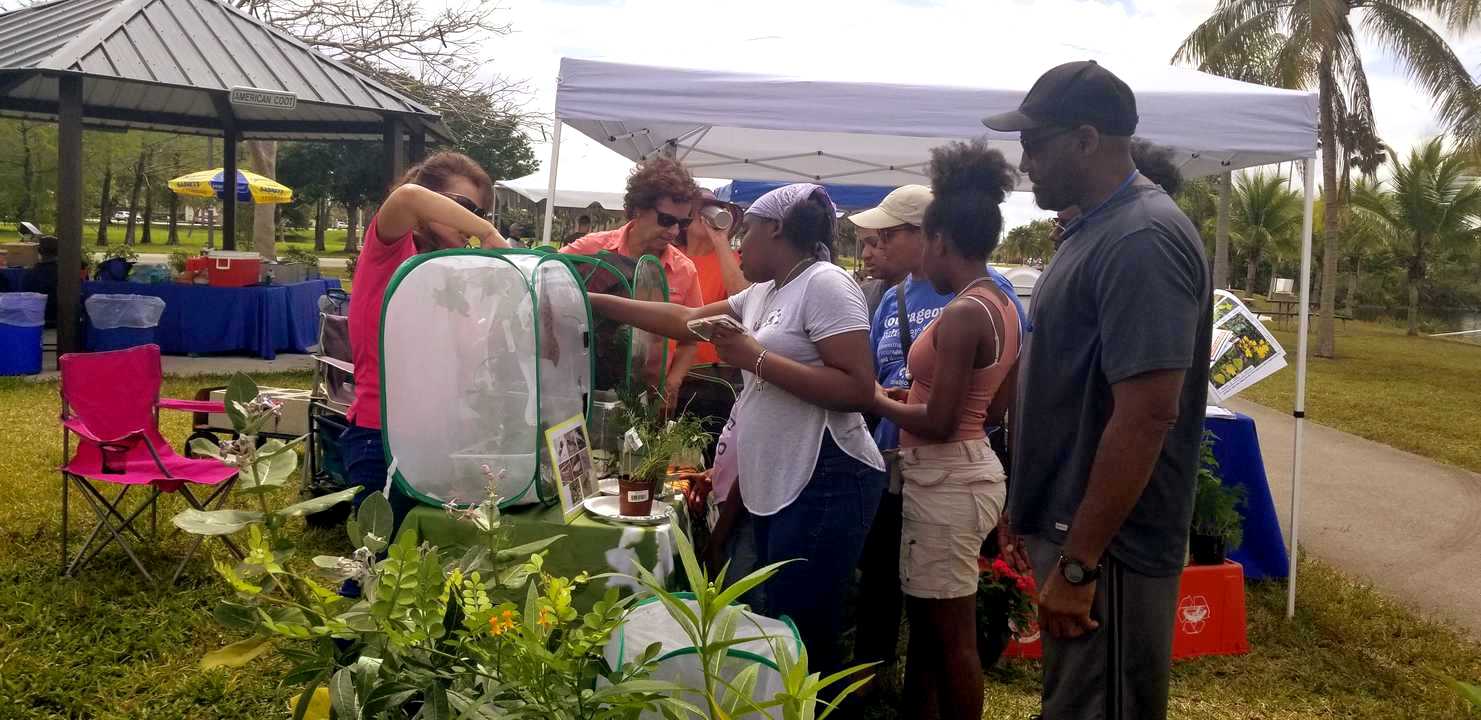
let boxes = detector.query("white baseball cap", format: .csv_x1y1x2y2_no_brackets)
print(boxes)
848,184,933,229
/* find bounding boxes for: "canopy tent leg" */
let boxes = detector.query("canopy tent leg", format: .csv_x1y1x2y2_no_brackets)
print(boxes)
1287,154,1316,619
56,75,83,356
542,121,562,246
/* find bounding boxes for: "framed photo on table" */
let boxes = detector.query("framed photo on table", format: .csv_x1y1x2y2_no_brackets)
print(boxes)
545,414,596,522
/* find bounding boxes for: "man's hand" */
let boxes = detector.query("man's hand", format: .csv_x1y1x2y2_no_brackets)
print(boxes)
1039,568,1099,640
480,222,508,249
662,376,683,416
996,514,1032,577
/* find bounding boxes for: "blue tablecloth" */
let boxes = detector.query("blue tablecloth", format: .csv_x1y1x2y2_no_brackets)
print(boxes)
1204,412,1289,581
1,267,31,292
82,279,340,359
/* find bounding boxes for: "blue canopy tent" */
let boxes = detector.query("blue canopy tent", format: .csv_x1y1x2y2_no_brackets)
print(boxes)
716,180,894,210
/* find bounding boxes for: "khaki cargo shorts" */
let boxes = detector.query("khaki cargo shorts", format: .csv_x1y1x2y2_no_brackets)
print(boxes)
898,438,1006,600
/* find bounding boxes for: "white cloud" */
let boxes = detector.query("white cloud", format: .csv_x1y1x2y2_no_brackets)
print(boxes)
478,0,1481,228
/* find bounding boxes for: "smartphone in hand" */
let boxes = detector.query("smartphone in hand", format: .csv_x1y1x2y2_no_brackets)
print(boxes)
686,316,749,341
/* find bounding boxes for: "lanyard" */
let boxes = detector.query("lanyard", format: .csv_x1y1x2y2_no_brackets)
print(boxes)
1063,169,1139,238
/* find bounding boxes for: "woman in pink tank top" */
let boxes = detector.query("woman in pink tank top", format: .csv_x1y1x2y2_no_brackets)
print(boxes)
871,141,1022,720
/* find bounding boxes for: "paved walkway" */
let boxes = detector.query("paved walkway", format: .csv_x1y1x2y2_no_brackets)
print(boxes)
1230,398,1481,637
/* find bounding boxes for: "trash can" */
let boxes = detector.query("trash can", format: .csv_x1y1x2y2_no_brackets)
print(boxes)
85,294,165,352
0,292,45,375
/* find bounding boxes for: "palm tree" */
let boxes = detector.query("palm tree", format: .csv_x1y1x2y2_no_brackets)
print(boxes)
1339,178,1391,316
1349,138,1481,335
1175,0,1481,357
1231,172,1304,293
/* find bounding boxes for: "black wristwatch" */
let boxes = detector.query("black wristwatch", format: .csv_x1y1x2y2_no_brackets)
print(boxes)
1058,554,1102,586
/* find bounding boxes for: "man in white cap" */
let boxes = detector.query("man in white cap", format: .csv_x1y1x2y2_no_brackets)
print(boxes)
847,184,1025,690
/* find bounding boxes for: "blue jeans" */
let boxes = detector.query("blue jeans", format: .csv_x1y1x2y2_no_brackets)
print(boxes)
753,432,886,675
340,424,420,533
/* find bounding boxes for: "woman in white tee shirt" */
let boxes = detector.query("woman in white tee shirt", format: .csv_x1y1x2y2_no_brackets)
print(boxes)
589,184,885,674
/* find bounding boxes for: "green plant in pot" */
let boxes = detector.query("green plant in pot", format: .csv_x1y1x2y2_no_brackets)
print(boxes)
614,387,711,517
1189,431,1246,565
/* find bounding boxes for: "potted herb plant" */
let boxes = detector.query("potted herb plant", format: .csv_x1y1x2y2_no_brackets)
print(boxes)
1189,431,1246,565
614,387,711,516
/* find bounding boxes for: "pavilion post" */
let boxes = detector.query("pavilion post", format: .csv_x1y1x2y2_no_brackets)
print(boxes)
55,74,83,356
383,117,406,196
217,97,239,251
409,125,426,164
1287,154,1317,619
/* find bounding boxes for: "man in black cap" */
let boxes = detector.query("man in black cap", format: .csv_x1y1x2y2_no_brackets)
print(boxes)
984,61,1212,720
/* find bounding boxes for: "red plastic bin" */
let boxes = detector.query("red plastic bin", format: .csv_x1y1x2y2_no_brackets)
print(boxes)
1004,560,1249,662
206,251,261,287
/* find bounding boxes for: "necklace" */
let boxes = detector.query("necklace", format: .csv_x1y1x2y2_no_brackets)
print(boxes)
775,258,816,289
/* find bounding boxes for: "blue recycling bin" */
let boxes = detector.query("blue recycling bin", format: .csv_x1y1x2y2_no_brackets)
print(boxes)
85,293,165,352
0,292,45,375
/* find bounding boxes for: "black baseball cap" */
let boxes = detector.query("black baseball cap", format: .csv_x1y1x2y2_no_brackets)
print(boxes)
982,60,1138,136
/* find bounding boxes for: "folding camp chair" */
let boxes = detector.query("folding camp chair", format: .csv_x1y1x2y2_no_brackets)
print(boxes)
304,313,356,527
59,344,241,585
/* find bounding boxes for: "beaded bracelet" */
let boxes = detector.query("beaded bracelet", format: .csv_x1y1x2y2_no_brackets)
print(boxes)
753,349,769,383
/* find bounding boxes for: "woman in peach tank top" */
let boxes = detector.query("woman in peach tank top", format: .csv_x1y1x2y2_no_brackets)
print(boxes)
871,140,1022,720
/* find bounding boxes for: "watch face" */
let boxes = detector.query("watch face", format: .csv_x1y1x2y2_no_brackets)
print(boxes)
1063,562,1085,584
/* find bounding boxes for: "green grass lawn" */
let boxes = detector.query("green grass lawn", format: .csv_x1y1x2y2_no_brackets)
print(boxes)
1239,320,1481,474
3,373,1481,718
0,223,358,258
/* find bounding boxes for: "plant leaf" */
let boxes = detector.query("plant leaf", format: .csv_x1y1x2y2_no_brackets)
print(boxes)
330,667,360,719
188,436,224,460
225,373,257,431
493,534,564,561
200,636,272,670
1454,680,1481,709
278,488,362,518
173,508,264,535
212,602,258,630
712,560,793,611
358,492,393,550
238,445,299,490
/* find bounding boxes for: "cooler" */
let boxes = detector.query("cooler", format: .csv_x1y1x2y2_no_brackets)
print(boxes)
0,292,45,375
1004,560,1250,662
206,251,262,287
3,242,39,269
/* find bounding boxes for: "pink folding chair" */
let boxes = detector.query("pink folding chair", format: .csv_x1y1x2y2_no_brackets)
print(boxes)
59,344,240,584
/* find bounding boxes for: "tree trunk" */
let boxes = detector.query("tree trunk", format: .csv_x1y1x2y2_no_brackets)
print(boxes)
140,180,153,244
1406,280,1420,336
1345,261,1359,318
1407,246,1424,336
1315,55,1341,358
167,189,180,246
95,166,113,247
344,203,361,253
17,122,34,223
123,149,146,246
1245,253,1259,294
314,197,328,252
1214,171,1232,290
249,140,278,260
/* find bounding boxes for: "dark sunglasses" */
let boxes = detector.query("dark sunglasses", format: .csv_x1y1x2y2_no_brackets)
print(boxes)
1020,127,1077,157
441,192,490,220
655,210,694,229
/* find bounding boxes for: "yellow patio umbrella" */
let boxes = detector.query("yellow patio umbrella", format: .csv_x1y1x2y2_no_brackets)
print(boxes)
167,168,294,204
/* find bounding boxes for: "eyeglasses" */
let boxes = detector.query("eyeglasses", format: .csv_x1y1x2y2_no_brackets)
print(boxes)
441,192,490,220
655,210,694,229
1020,127,1077,158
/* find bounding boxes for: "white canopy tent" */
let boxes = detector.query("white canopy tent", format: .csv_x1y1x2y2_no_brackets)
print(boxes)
548,56,1319,617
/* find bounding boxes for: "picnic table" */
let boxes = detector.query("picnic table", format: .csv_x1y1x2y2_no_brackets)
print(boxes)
82,278,340,359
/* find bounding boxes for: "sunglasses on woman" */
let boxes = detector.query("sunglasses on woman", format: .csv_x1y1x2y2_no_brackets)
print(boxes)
655,210,694,229
441,192,490,220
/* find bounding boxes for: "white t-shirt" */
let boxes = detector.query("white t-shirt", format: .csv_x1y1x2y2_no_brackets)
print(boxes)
727,262,885,516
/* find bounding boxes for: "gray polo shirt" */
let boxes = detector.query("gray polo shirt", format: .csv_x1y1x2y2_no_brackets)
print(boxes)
1008,180,1211,577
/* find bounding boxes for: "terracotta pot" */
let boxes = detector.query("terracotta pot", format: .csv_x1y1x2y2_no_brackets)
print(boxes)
618,474,654,516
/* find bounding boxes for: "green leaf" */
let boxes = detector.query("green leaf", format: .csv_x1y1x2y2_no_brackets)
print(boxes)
720,663,762,715
224,373,257,431
712,560,793,611
212,602,258,630
330,667,360,719
278,488,362,518
238,445,299,491
358,492,393,550
587,679,690,700
1454,680,1481,709
493,534,564,561
173,508,265,535
346,517,363,548
200,636,271,670
291,677,328,720
188,436,224,460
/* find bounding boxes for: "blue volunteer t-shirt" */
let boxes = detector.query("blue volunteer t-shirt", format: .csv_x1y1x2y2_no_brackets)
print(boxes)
870,267,1028,451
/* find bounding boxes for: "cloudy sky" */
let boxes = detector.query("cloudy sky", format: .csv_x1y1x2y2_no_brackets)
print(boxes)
478,0,1481,228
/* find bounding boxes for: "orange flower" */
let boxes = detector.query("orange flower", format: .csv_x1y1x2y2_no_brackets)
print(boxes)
488,609,518,636
537,607,554,629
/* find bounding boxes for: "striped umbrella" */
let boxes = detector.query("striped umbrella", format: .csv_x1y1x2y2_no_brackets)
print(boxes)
167,168,294,204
